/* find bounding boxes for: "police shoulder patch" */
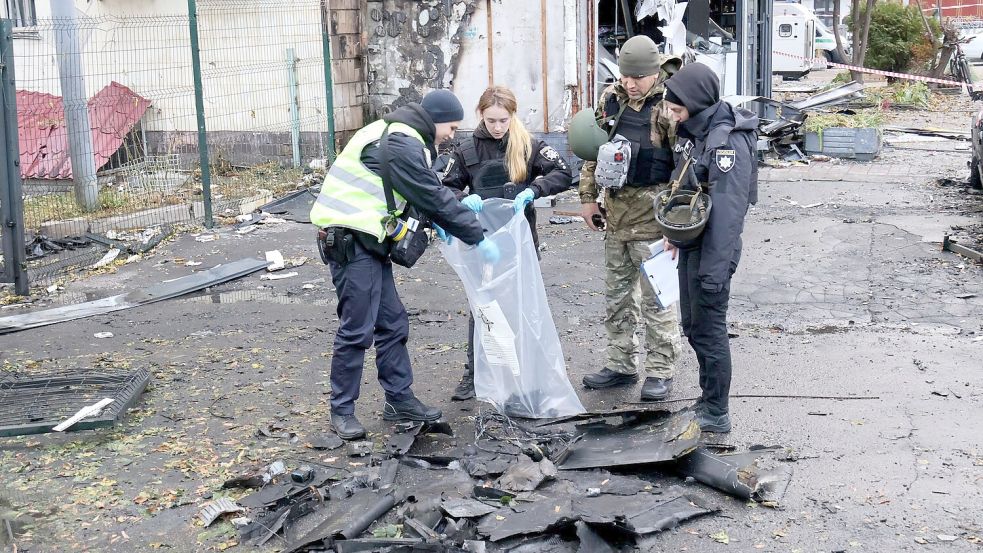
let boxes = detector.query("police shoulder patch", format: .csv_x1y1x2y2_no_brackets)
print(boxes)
540,146,560,162
715,149,736,173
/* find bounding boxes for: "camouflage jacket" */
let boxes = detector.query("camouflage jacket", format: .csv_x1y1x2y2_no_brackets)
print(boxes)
579,81,677,242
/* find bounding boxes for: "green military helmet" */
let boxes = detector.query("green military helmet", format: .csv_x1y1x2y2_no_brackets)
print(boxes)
568,109,608,161
654,188,713,245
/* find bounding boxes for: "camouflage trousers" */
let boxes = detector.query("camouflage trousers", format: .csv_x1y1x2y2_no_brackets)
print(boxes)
604,236,681,378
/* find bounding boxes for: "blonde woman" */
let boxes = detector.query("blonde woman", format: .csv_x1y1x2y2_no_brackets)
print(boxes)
442,85,574,401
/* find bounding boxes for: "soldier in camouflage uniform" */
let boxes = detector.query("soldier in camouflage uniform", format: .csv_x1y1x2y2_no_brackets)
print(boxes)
579,35,681,401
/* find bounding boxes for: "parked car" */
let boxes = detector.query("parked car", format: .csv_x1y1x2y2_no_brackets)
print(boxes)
961,29,983,61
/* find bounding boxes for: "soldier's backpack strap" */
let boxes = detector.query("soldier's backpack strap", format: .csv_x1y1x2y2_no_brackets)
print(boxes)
603,94,629,140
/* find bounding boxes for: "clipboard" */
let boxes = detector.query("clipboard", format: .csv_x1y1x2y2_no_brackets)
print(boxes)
641,248,680,309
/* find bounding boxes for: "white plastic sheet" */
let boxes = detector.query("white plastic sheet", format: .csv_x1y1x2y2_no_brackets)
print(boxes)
439,199,585,419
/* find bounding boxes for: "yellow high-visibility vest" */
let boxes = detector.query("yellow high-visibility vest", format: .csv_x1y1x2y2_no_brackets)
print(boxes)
310,120,425,241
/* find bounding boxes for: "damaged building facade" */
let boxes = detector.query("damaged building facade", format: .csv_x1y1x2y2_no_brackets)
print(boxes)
7,0,771,172
362,0,772,146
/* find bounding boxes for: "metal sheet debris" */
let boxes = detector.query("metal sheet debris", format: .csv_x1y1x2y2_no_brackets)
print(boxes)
441,498,499,519
575,493,717,534
554,410,700,470
257,186,318,224
197,498,245,527
0,257,269,334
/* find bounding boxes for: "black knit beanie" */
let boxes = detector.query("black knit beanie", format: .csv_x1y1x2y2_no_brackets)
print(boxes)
421,89,465,123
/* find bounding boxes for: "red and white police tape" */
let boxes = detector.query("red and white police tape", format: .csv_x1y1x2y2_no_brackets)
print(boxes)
774,51,974,92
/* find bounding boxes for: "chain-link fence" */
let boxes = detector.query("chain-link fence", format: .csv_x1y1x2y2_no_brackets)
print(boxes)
1,0,334,290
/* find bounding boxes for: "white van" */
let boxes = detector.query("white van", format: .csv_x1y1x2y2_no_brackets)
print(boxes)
775,2,849,65
772,7,815,78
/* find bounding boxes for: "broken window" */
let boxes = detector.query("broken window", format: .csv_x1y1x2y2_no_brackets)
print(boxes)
3,0,36,28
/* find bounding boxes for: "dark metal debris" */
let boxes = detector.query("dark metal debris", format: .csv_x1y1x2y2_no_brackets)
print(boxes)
257,186,318,224
310,433,345,451
554,410,700,470
440,498,499,519
675,447,794,505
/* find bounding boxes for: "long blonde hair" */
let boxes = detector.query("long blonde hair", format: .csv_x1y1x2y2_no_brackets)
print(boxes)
477,86,532,184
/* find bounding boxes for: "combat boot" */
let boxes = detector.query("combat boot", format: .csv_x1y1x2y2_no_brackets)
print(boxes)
640,377,673,401
331,412,366,440
451,368,475,401
696,411,731,433
383,396,442,422
583,368,638,389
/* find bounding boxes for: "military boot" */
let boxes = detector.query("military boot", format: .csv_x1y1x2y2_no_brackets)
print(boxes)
451,367,475,401
582,368,639,389
383,396,442,422
640,377,673,401
696,411,731,433
330,412,366,440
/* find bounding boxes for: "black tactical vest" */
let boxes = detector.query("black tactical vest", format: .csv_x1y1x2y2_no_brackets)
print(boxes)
459,139,522,200
605,94,674,186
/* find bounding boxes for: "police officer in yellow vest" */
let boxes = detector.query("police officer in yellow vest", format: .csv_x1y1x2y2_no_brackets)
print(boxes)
311,90,501,440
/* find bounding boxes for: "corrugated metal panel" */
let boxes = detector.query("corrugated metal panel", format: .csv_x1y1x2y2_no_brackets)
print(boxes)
16,82,151,180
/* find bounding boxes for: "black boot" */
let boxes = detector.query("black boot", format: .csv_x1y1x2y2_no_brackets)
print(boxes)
451,369,475,401
640,377,673,401
383,396,442,422
582,368,638,389
696,411,731,433
330,412,366,440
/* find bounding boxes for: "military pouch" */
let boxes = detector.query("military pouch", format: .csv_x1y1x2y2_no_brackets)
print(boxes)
317,227,355,266
385,206,431,269
595,135,631,190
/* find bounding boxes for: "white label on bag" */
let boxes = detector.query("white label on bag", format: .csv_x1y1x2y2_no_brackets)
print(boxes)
475,301,521,377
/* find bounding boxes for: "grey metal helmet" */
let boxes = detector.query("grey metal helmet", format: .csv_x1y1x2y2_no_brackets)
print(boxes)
567,109,609,161
654,188,712,245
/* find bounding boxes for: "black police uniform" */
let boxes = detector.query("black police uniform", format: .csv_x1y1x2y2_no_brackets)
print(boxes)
442,123,574,377
667,92,758,419
323,104,485,416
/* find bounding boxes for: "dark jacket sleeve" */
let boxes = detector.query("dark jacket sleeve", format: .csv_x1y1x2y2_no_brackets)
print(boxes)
440,149,472,200
527,140,574,198
698,132,753,290
386,132,485,245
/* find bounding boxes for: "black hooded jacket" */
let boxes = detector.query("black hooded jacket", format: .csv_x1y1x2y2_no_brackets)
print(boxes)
358,103,485,246
665,69,759,291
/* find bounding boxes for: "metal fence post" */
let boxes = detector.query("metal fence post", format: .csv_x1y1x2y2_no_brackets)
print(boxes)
187,0,213,228
319,0,337,162
0,20,28,296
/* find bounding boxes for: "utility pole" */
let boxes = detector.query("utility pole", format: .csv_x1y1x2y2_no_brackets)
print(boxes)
51,0,99,211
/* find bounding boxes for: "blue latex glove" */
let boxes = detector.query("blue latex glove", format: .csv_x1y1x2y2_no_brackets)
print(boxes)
462,194,484,213
476,239,500,265
432,224,452,245
513,188,535,214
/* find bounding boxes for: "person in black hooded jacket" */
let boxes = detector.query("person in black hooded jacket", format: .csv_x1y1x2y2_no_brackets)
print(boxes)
661,62,759,433
441,85,574,400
